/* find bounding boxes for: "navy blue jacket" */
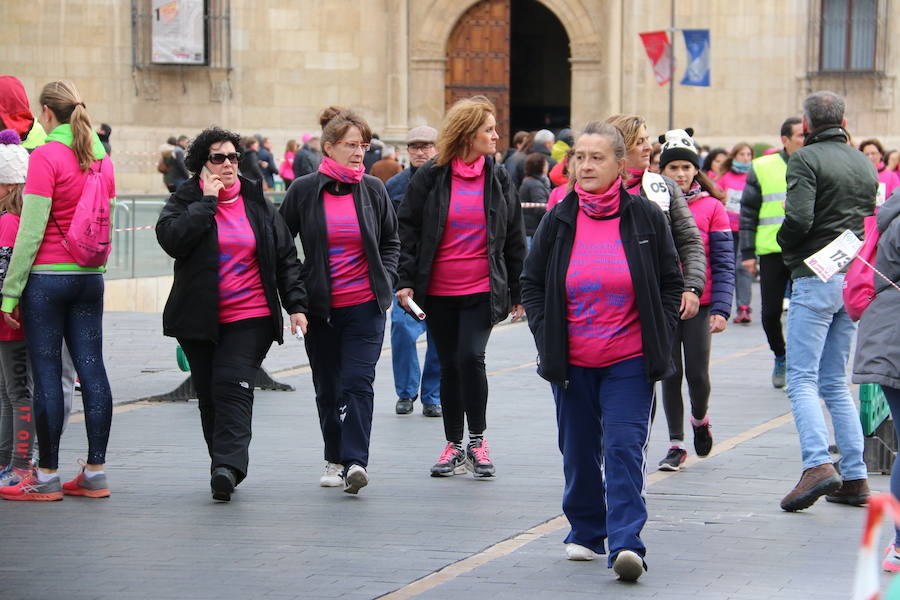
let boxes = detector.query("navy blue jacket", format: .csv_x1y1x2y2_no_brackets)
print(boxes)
385,167,414,213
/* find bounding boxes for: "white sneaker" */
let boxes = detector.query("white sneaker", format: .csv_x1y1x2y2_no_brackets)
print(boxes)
319,462,344,487
565,543,595,561
612,550,644,582
343,464,368,494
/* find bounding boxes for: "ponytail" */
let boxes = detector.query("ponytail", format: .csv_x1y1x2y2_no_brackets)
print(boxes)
69,104,95,171
38,80,96,172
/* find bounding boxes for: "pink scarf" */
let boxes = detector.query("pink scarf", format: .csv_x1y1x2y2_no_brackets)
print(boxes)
451,155,486,179
624,167,644,193
575,177,622,218
319,155,365,184
199,178,241,202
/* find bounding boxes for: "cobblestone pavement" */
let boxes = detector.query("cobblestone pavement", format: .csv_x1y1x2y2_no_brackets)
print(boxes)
1,285,894,599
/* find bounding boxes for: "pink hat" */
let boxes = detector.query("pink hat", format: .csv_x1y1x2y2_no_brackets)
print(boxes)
302,133,313,144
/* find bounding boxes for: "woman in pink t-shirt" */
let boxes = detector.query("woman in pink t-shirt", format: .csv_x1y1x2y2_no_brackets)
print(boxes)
397,96,526,479
658,129,735,472
859,138,900,205
716,142,754,323
520,122,682,577
279,139,299,189
157,126,306,502
278,107,400,496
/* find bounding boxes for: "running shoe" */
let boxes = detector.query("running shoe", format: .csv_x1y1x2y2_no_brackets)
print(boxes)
612,550,644,582
343,464,368,494
884,545,900,573
692,420,713,457
0,472,62,501
430,442,467,477
658,447,687,471
466,439,496,478
320,462,344,487
62,461,111,498
733,306,752,324
772,357,787,389
565,543,595,561
0,465,27,488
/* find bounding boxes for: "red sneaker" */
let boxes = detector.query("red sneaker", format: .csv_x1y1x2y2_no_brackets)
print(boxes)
733,306,752,324
62,466,110,498
0,472,63,501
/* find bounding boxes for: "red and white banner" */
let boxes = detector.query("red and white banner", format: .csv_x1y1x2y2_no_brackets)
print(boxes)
639,31,673,86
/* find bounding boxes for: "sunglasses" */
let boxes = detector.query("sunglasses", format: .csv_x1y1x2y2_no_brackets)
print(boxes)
208,152,241,165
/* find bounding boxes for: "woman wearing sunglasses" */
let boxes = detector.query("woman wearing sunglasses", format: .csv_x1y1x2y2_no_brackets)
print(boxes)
156,126,306,502
279,107,399,495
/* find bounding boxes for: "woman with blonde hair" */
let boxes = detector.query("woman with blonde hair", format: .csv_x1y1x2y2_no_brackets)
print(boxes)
397,96,526,479
0,80,116,501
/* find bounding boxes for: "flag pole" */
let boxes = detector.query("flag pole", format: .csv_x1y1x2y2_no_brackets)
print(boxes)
668,0,675,130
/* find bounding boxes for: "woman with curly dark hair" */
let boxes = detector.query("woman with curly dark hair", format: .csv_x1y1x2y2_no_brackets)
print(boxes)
156,126,307,502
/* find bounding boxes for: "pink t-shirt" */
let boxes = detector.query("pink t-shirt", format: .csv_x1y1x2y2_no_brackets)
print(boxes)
0,213,23,341
24,141,116,266
324,191,376,308
546,185,568,211
428,171,491,296
715,170,746,232
686,193,732,306
878,167,899,205
215,195,271,323
565,211,642,368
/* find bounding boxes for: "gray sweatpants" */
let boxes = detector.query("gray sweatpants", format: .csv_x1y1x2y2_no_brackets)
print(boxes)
0,341,75,469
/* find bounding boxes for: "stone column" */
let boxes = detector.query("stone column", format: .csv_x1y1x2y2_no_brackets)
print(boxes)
383,0,410,143
408,40,447,131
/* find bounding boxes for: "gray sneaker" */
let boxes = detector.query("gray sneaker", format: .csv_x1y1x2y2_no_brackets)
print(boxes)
343,464,368,494
1,472,63,501
62,468,110,498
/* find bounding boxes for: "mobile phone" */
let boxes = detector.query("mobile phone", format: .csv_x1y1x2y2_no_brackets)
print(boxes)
201,166,212,179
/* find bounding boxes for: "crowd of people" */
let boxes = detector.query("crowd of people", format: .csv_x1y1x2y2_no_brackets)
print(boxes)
3,75,900,582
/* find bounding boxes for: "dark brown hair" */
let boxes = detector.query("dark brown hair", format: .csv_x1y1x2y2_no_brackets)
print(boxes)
319,106,372,156
859,138,885,159
722,142,754,174
524,152,547,177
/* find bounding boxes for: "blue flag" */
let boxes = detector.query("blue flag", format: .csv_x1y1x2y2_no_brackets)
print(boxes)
681,29,710,86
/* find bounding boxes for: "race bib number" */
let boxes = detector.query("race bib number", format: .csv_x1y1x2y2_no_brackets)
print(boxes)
877,182,887,206
642,173,670,212
804,229,863,282
725,188,742,214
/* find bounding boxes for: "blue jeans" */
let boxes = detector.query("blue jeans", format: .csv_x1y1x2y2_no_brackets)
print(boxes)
785,275,866,480
21,274,112,469
390,297,439,404
552,357,653,567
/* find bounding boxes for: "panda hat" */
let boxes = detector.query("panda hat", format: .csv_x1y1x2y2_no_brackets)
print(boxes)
658,128,701,171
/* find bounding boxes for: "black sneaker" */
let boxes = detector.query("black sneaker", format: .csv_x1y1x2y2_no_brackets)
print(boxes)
658,447,687,471
692,421,713,457
430,443,467,477
422,403,442,418
395,397,414,415
210,466,236,502
466,439,495,478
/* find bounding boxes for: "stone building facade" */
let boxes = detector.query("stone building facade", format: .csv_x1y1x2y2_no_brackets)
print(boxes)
2,0,898,195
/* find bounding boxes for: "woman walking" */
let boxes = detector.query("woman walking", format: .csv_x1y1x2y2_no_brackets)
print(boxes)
716,142,754,323
397,96,526,479
521,122,682,580
280,139,299,189
279,107,399,495
657,129,735,471
156,126,306,502
0,80,115,501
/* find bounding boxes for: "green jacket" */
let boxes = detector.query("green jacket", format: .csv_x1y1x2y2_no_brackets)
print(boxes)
777,126,877,279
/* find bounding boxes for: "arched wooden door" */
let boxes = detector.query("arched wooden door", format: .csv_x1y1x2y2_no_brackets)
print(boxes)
445,0,511,151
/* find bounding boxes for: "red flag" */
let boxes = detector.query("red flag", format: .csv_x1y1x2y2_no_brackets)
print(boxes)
639,31,673,86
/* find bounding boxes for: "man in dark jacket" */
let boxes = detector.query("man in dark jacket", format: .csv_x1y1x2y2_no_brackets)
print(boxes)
292,136,322,179
257,137,278,190
740,117,804,389
384,126,442,417
777,91,877,513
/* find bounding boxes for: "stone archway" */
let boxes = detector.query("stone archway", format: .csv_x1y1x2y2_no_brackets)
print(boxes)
409,0,617,131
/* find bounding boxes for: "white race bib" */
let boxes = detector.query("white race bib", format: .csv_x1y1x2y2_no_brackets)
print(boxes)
725,188,743,214
877,182,887,206
642,172,670,212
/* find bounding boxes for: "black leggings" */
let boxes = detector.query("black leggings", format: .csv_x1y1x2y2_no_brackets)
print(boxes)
661,305,711,441
426,294,493,443
179,317,273,483
758,253,791,358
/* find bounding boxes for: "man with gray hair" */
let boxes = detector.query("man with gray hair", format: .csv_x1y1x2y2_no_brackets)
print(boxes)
516,129,556,190
777,91,878,512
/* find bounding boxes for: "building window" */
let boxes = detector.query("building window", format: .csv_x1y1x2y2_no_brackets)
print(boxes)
131,0,231,70
820,0,877,71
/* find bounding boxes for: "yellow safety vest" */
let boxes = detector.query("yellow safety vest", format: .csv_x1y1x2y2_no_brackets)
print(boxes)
752,153,787,255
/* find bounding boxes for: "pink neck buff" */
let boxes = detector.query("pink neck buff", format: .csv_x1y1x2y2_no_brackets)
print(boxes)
575,177,622,218
199,178,241,203
319,155,365,184
451,155,486,179
624,167,644,192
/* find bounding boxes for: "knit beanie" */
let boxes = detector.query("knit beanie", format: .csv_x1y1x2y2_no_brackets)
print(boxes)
658,128,701,171
0,129,28,184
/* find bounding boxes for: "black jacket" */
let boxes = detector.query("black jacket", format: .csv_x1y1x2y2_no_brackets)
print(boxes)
156,175,306,344
518,175,550,236
239,149,265,184
777,126,878,278
397,156,527,325
279,172,400,319
292,147,322,180
257,146,278,188
520,188,683,386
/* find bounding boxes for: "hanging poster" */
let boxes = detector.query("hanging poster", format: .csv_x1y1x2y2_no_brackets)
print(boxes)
151,0,206,65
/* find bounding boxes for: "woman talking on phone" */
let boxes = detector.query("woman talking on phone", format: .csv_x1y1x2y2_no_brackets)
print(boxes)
156,126,306,502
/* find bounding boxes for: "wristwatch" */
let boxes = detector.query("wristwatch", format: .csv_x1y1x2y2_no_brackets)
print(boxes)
686,287,700,296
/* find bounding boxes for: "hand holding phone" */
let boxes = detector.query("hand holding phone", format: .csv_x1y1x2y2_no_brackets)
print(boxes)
201,166,224,198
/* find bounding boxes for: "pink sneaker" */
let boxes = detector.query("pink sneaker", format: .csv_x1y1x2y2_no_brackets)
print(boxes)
466,439,495,478
883,545,900,572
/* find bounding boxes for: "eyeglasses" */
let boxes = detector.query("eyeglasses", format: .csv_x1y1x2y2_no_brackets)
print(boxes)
336,141,370,152
208,152,241,164
407,143,435,153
